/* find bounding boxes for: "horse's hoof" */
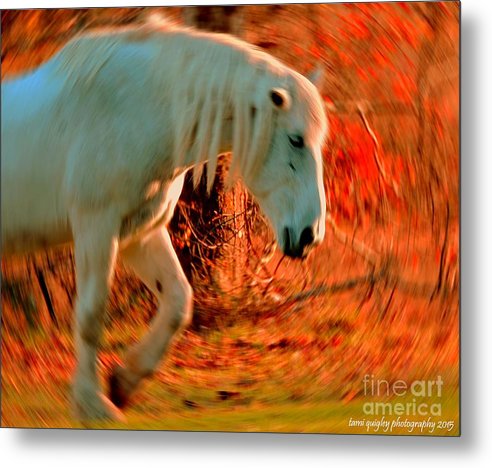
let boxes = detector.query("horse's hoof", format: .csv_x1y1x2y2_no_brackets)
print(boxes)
109,365,131,409
99,394,127,423
74,392,126,423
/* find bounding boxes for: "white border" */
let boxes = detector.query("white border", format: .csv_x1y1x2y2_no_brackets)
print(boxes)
1,1,491,467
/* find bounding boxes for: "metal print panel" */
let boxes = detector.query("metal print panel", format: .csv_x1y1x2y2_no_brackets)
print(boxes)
0,2,460,435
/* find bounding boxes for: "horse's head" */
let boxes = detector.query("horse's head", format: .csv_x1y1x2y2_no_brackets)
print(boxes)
178,41,328,258
243,70,328,259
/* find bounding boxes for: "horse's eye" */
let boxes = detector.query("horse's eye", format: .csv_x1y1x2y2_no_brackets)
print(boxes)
289,135,304,149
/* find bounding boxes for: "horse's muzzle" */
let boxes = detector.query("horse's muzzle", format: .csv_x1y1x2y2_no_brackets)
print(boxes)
283,226,317,259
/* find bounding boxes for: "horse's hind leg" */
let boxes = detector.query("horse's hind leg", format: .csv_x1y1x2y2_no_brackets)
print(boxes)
109,227,192,408
71,209,124,422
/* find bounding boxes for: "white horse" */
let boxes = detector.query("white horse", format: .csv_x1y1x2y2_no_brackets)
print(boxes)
1,21,328,422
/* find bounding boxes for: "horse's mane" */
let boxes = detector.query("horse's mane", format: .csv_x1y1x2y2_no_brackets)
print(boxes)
52,19,326,192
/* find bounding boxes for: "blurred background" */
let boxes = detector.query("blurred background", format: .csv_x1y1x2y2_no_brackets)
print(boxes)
1,2,459,432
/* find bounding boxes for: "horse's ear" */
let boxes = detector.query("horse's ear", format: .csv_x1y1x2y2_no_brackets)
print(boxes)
307,65,324,89
270,88,291,110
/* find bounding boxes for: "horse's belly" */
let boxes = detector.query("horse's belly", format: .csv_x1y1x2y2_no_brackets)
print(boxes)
2,226,72,256
1,157,72,256
1,198,72,256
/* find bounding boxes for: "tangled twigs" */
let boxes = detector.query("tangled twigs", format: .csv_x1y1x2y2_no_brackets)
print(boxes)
283,266,447,307
289,275,379,303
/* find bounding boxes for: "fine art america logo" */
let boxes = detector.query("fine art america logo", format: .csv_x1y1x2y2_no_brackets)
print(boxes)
347,375,456,434
362,374,443,416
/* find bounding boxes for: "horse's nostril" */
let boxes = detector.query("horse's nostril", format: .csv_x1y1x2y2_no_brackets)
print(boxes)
299,226,315,249
284,227,315,258
283,227,292,253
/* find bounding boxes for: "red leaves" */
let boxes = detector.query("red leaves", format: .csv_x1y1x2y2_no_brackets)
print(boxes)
309,43,323,59
331,334,343,348
337,50,353,67
324,111,408,225
397,2,412,15
378,36,396,54
338,119,380,181
391,74,417,104
346,16,371,41
293,44,303,57
324,95,334,106
372,48,392,68
356,67,369,82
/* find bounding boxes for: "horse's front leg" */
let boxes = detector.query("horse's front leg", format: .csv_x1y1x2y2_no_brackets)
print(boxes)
108,227,192,408
71,208,124,422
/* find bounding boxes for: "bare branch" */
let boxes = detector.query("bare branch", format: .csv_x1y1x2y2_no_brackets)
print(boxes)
356,103,400,196
327,215,379,267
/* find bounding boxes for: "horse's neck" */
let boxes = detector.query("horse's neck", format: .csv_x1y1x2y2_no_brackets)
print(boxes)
180,114,234,168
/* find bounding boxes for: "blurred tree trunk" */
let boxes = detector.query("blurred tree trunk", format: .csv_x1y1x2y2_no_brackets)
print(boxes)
415,3,447,220
183,6,243,35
